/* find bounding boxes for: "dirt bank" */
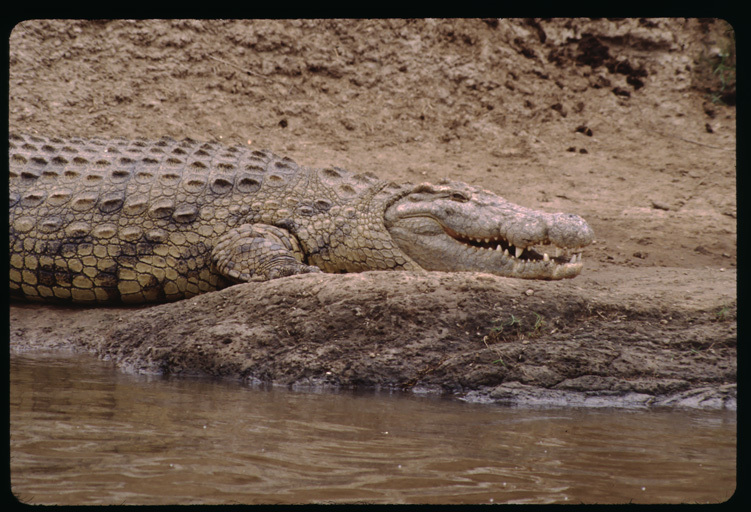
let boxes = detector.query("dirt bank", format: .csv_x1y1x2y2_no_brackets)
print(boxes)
11,266,737,408
8,19,737,408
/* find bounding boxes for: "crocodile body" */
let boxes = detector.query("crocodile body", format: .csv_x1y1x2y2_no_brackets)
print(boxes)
9,133,594,304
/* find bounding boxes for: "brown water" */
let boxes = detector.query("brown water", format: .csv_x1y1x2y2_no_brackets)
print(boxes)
10,352,736,505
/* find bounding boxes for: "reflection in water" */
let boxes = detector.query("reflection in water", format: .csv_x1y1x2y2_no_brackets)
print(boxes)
10,353,736,505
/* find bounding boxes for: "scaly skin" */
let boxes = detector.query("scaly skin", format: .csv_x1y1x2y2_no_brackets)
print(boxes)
9,133,594,304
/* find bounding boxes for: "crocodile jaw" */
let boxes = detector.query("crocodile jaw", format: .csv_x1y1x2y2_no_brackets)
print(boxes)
385,216,587,279
383,182,594,280
440,224,587,279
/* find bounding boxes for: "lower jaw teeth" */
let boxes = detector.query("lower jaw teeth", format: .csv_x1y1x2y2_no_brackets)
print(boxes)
472,242,582,265
507,250,582,265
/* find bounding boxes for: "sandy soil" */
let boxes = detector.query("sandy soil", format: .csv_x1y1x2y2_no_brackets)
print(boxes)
8,19,737,408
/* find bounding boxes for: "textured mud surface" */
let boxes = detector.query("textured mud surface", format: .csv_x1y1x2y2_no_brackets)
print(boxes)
9,19,736,408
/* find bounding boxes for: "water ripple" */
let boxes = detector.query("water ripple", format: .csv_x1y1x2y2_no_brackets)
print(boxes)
10,353,736,505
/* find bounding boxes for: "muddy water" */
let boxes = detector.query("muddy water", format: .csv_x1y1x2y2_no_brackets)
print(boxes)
10,353,735,505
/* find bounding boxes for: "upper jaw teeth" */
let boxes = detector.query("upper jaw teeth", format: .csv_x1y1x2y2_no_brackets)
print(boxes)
458,234,582,264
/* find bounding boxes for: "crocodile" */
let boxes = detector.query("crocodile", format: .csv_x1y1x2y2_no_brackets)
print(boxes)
9,133,594,304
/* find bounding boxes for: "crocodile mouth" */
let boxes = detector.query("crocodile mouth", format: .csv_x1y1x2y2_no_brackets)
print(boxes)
443,226,583,265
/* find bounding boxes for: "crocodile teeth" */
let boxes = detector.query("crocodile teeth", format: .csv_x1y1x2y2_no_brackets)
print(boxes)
515,246,524,259
503,249,509,256
543,253,550,262
570,254,578,264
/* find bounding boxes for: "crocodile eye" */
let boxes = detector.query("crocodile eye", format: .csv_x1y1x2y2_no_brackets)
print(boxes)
449,192,469,203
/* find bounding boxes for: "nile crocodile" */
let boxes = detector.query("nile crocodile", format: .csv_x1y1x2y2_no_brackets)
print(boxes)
9,133,594,304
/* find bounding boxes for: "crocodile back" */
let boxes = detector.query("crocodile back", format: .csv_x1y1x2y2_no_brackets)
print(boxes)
9,133,311,302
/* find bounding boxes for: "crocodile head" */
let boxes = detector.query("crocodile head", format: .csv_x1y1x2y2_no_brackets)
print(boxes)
383,180,594,279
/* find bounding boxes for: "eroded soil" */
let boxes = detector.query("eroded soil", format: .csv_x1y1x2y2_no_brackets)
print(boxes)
8,19,737,408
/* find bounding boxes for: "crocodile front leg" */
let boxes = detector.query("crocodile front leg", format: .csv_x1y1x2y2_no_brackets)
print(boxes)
211,224,321,283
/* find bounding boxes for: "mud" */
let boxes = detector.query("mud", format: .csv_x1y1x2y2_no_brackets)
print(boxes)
8,19,736,408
